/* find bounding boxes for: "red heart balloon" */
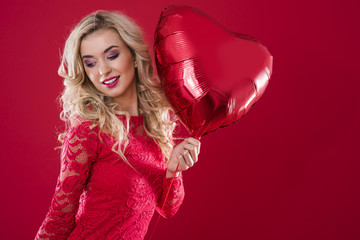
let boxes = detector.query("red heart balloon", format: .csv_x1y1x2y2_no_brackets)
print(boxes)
154,5,273,139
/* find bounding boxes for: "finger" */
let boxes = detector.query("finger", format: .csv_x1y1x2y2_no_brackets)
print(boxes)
177,155,189,171
182,150,194,168
183,150,194,167
184,143,198,163
186,138,201,154
185,137,198,145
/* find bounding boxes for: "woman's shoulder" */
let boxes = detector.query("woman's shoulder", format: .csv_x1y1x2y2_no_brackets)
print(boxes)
70,115,93,127
66,115,99,138
61,116,99,159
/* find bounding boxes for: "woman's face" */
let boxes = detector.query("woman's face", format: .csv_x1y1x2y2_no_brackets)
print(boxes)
80,28,137,105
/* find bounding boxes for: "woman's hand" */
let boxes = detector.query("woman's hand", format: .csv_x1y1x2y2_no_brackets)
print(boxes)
166,137,201,178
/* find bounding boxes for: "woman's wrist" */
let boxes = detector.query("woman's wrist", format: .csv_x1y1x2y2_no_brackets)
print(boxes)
165,169,180,178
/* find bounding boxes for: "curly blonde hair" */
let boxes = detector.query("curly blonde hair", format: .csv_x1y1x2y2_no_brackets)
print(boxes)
58,10,176,167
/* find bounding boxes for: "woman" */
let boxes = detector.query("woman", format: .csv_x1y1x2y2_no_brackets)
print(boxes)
35,10,200,239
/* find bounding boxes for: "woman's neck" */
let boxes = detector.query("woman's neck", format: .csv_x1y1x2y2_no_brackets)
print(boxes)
115,99,139,116
112,80,139,116
113,96,139,116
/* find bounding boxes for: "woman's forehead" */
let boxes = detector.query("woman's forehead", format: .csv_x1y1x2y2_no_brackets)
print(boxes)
80,28,126,55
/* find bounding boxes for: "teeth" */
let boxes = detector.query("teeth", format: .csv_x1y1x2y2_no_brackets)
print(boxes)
103,77,118,85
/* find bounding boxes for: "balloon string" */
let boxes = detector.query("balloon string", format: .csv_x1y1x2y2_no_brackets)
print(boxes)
148,162,180,240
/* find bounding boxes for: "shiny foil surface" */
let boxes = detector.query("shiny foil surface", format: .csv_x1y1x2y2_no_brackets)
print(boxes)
154,5,273,139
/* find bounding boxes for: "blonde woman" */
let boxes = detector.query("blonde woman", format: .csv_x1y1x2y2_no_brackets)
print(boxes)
35,10,200,240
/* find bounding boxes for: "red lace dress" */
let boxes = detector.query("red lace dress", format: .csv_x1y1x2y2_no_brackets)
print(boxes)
35,116,184,239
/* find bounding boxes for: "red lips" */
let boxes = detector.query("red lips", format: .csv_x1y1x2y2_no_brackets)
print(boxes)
101,76,120,88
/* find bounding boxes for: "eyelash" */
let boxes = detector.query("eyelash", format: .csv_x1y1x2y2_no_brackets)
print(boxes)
85,53,119,68
108,53,119,60
86,62,95,68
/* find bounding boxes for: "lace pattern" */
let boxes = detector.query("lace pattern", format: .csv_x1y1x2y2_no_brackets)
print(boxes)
35,116,184,240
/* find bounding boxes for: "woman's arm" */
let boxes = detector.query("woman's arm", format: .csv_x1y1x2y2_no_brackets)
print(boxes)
156,172,185,218
35,120,98,240
156,138,201,218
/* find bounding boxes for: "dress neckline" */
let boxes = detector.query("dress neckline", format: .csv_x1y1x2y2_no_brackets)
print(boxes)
116,114,144,125
116,114,143,118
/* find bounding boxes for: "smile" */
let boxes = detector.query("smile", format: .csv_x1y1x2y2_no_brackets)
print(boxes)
102,76,120,88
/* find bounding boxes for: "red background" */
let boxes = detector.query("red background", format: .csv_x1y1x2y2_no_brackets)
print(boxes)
1,0,359,239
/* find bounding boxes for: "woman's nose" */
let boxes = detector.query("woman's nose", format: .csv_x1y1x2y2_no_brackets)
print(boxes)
99,61,111,76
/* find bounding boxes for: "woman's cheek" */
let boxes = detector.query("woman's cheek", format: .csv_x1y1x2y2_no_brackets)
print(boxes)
88,72,98,85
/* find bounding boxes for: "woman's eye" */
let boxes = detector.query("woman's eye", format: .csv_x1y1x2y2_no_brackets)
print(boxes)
84,61,96,68
108,53,119,60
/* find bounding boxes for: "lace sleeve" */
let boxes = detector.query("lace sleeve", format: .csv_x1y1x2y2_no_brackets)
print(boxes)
35,120,98,240
156,172,185,218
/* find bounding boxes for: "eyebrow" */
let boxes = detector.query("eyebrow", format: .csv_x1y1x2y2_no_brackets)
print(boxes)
82,45,119,59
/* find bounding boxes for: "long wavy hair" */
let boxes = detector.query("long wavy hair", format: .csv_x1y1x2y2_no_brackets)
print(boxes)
58,11,176,167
